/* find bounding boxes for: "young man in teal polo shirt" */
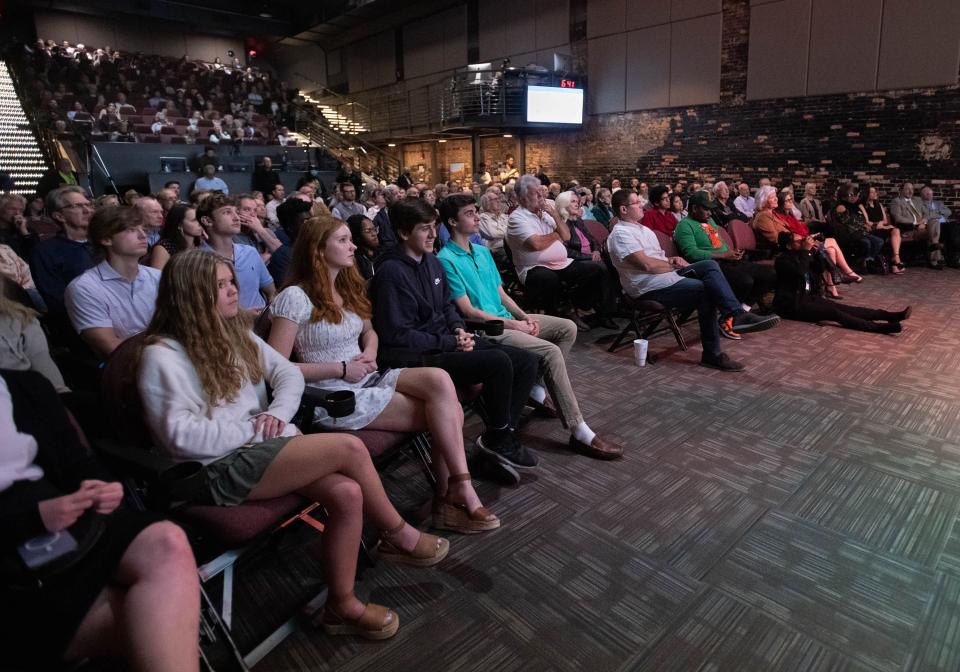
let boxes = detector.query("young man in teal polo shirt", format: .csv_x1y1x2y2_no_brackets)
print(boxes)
437,194,623,460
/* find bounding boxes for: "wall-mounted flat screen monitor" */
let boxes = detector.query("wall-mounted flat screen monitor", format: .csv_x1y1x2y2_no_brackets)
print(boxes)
525,85,584,125
159,156,187,172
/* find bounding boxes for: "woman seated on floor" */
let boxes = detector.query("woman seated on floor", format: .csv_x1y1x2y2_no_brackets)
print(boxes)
138,249,450,641
1,370,200,672
773,232,910,334
266,215,499,534
753,185,861,297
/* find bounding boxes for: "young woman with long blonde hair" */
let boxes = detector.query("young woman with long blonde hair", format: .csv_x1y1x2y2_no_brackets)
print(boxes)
137,249,449,640
267,216,499,534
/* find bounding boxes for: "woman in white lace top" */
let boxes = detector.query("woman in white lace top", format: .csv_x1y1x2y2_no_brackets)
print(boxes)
267,215,499,535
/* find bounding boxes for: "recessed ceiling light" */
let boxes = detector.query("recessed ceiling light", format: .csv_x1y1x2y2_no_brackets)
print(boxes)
387,143,396,147
438,139,446,143
503,134,512,138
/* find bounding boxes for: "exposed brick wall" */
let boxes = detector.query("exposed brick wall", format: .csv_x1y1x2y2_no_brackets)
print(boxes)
524,0,960,209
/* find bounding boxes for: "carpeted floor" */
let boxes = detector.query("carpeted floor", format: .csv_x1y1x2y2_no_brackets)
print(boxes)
241,267,960,672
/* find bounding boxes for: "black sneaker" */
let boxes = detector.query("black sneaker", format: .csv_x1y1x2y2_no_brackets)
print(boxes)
732,311,780,334
467,450,521,486
476,430,539,469
700,352,746,372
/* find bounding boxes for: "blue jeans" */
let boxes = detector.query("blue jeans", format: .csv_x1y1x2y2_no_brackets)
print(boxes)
641,260,741,358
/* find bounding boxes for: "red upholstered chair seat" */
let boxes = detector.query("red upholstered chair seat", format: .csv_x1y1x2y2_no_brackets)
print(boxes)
177,495,307,547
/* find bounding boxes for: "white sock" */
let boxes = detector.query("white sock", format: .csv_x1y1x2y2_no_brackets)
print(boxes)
529,384,547,403
572,422,596,445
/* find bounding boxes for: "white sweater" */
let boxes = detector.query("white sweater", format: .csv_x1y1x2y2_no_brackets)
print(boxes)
138,333,305,464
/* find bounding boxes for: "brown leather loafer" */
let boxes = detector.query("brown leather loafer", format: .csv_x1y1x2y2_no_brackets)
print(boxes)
528,395,559,419
569,434,624,460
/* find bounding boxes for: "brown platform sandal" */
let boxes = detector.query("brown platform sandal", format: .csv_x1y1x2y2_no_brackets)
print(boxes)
321,602,399,640
378,520,449,567
433,474,501,534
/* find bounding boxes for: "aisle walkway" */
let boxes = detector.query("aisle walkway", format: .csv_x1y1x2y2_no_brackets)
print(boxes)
258,267,960,672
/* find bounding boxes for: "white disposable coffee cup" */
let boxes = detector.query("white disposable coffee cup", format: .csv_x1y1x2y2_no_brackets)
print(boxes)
633,338,648,367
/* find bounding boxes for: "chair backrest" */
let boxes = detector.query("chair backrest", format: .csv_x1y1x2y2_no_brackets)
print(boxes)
717,225,736,251
582,218,609,246
100,332,153,447
729,219,758,251
654,230,679,258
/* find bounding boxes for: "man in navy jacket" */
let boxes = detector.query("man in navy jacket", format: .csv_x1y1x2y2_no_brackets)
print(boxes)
371,198,539,470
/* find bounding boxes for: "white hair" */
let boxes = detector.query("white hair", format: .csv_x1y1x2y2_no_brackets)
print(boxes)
712,181,727,195
554,190,578,223
516,174,541,198
755,185,777,210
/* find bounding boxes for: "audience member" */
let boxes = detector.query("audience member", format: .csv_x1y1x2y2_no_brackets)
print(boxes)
138,249,446,641
132,195,165,247
371,198,539,470
155,188,179,214
607,190,778,372
346,214,379,280
478,189,509,265
437,193,623,460
0,371,200,671
641,186,681,235
30,187,95,319
670,193,687,222
556,191,602,264
774,232,911,333
236,194,282,255
373,184,402,250
197,193,275,312
710,181,749,228
673,193,776,309
591,188,615,229
0,243,44,311
499,154,519,183
268,198,312,287
194,164,230,195
265,182,285,227
146,204,203,270
798,183,827,231
0,278,67,391
0,194,34,259
859,184,903,273
331,183,367,221
267,215,499,532
828,183,884,272
64,206,160,359
919,185,959,268
507,175,612,326
252,156,281,196
890,182,942,269
733,182,756,219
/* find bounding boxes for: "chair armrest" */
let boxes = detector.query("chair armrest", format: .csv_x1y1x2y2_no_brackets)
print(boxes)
92,438,206,508
92,437,178,482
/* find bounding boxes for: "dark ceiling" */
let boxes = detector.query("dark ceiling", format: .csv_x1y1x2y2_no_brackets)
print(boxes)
11,0,357,39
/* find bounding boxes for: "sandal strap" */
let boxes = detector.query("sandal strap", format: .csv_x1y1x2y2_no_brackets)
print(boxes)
356,603,393,630
410,532,442,559
447,473,472,485
382,518,406,538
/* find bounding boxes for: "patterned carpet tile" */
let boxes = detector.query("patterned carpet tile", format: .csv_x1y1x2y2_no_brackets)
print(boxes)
577,462,768,579
480,519,702,671
834,421,960,495
660,423,825,506
631,588,873,672
905,571,960,672
705,511,937,672
720,389,852,452
783,456,960,566
859,389,960,444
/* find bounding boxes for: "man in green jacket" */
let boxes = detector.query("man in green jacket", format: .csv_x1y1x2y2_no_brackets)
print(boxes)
673,193,776,310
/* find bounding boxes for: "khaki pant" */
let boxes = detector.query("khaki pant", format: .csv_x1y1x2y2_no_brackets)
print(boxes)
488,314,583,427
